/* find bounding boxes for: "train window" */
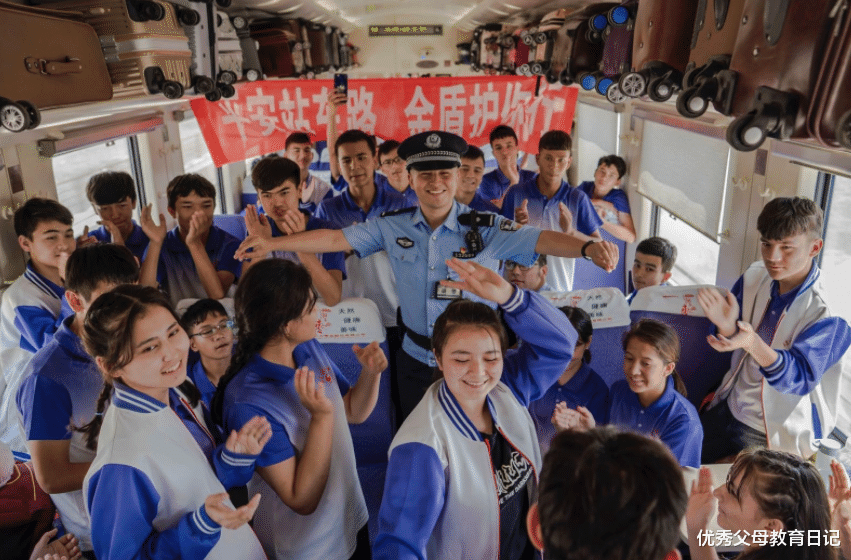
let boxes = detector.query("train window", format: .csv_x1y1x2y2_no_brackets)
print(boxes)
819,174,851,322
52,139,138,235
575,102,619,181
178,117,223,213
656,208,720,286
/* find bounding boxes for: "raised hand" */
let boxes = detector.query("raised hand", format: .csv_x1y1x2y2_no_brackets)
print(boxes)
353,340,387,377
505,163,520,187
586,240,619,272
697,287,739,336
829,460,851,535
327,89,348,110
707,321,756,353
515,198,530,225
244,204,272,239
76,225,98,248
99,219,125,245
140,204,167,244
29,528,81,560
204,492,261,530
551,402,595,431
441,258,515,305
558,201,574,233
226,415,272,456
280,209,308,236
685,467,717,540
294,366,334,417
235,235,274,262
186,210,212,247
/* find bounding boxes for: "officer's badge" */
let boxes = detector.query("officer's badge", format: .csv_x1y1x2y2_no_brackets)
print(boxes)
396,237,414,248
425,133,441,149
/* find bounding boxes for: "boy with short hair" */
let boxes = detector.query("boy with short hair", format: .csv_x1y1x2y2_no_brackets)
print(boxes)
504,254,551,292
139,173,242,306
0,198,76,458
698,197,851,461
479,124,536,209
283,131,333,215
378,139,418,206
180,299,234,408
501,130,603,292
628,236,677,303
456,146,499,213
17,243,140,555
578,155,636,243
81,170,150,260
528,427,687,560
244,156,345,305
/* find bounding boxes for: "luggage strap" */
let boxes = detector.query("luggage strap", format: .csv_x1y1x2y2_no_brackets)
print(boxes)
24,57,82,76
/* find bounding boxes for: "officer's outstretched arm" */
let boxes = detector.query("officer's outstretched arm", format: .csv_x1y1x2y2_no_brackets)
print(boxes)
234,229,353,261
535,230,619,272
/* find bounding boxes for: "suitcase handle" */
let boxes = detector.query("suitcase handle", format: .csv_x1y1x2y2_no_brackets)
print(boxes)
25,57,83,76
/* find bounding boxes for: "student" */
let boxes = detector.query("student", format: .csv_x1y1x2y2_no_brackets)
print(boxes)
0,198,76,459
479,124,536,209
697,197,851,461
282,132,334,215
529,306,609,454
628,236,677,303
528,428,687,560
378,140,418,206
557,319,703,467
456,145,499,213
501,130,603,292
235,130,619,421
577,155,636,243
243,156,345,305
139,173,242,306
79,171,150,260
16,244,139,557
214,258,387,560
80,285,269,560
503,255,551,292
180,299,234,409
687,448,836,560
374,258,576,560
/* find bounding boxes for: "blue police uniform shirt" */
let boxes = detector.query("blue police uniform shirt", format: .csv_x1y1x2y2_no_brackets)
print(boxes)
315,179,409,225
342,200,542,366
465,192,501,214
188,360,217,411
528,362,610,454
608,376,703,467
479,166,536,209
577,181,631,223
152,225,242,306
90,221,150,261
265,214,347,279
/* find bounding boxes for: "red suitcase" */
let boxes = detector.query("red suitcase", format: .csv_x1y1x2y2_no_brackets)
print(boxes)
717,0,843,151
676,0,748,118
250,19,301,78
546,2,619,85
578,0,638,104
807,4,851,150
304,21,331,73
618,0,699,101
511,26,535,76
0,1,112,132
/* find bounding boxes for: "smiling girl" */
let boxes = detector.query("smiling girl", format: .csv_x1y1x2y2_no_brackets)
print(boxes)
556,318,702,467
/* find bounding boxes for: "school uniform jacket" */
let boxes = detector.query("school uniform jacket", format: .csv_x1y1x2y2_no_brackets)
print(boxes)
84,384,266,560
374,288,576,560
709,261,851,458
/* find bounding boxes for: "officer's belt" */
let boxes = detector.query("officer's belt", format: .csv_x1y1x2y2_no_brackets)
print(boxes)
396,308,432,351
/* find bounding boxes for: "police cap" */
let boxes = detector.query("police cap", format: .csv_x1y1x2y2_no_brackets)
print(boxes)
398,131,468,171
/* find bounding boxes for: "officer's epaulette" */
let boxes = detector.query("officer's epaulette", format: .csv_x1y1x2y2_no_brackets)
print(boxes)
380,206,418,217
458,211,496,228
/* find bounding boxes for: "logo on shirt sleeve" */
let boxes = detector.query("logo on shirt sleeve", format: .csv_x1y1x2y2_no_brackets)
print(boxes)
396,237,414,248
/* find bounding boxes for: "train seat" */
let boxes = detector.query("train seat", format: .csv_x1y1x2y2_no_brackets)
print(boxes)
212,214,248,240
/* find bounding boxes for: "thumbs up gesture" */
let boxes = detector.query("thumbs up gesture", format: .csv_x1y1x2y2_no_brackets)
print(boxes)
515,198,530,225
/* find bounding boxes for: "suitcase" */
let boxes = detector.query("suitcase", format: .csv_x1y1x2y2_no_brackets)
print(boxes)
46,0,193,101
578,0,638,104
214,9,241,89
326,26,342,70
229,14,262,81
304,21,331,73
618,0,699,101
676,0,748,118
716,0,842,151
0,1,112,132
807,3,851,149
510,27,535,75
546,2,618,85
529,8,571,76
166,0,223,99
250,19,306,78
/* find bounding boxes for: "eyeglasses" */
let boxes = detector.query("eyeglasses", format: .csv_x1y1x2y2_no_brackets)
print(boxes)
190,320,234,339
381,157,403,167
504,261,538,272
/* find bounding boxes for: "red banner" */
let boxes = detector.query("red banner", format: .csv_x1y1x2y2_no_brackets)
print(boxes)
190,76,579,167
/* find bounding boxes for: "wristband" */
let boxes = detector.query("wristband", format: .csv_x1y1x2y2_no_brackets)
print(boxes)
581,240,596,260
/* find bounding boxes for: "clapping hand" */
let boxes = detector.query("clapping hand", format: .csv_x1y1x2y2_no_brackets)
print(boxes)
686,467,718,542
29,528,81,560
140,204,167,244
225,415,272,456
244,204,272,239
697,287,739,337
514,199,530,225
294,366,334,418
353,340,387,377
204,492,261,530
551,402,595,431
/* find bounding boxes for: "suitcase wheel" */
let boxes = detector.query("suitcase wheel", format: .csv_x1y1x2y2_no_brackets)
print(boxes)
618,71,647,98
545,70,559,84
518,63,531,76
220,84,236,98
531,62,544,75
245,68,262,81
0,100,31,133
606,83,627,104
500,36,516,49
205,88,223,102
681,62,698,90
726,111,768,152
586,27,603,43
559,68,574,86
17,101,41,130
193,76,216,95
838,111,851,150
177,8,200,26
590,14,608,32
647,76,674,102
608,6,631,27
534,32,548,45
578,72,597,90
138,1,166,22
676,87,709,118
231,16,248,30
521,32,535,46
218,70,238,85
596,77,614,96
162,81,184,100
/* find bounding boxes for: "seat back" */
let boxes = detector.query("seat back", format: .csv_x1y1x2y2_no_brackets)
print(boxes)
629,285,732,409
212,214,247,240
543,287,631,387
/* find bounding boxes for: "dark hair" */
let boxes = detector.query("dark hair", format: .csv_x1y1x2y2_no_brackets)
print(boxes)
251,156,301,193
431,299,508,379
506,254,547,268
180,298,229,333
78,285,200,450
378,139,401,160
729,449,836,560
335,130,377,156
597,155,627,179
14,197,73,239
635,237,678,273
559,306,593,364
623,319,686,398
489,124,518,144
85,171,137,206
65,244,140,301
539,130,572,152
756,197,824,241
462,145,485,164
285,131,312,149
166,173,217,209
538,427,687,560
212,259,316,424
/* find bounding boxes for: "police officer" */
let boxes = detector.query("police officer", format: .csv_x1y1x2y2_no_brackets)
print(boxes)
236,130,619,422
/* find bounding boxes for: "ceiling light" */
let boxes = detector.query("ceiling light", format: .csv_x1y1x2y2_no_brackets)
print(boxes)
280,3,303,12
315,0,337,11
503,3,522,10
488,7,509,16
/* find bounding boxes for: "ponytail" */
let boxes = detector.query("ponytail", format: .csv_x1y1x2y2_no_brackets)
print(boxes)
671,370,687,398
75,381,113,451
212,337,263,426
